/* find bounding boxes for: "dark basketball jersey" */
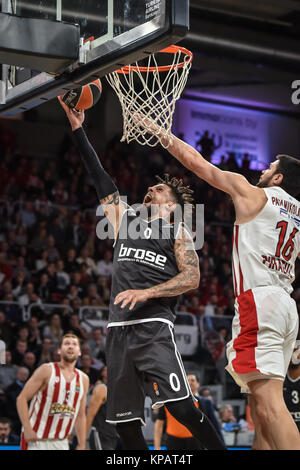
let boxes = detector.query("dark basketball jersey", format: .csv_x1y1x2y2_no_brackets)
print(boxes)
283,372,300,431
109,208,184,323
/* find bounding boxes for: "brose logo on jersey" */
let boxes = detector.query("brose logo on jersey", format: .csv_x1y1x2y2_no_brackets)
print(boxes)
118,243,167,269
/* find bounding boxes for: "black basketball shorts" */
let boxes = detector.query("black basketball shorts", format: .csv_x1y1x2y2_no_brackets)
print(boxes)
105,319,193,425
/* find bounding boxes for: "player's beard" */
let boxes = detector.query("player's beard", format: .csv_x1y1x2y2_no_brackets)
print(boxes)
256,173,274,188
61,353,77,363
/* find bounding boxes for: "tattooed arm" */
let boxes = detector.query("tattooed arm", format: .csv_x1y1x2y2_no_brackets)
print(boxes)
148,226,200,298
114,227,200,310
100,191,127,239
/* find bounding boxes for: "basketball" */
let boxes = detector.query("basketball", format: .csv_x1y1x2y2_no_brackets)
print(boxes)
61,79,102,110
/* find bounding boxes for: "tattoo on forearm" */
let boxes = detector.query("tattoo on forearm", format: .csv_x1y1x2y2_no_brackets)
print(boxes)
101,192,120,206
149,233,200,298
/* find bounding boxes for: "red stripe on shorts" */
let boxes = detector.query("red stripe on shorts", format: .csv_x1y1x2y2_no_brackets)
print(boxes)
232,289,260,374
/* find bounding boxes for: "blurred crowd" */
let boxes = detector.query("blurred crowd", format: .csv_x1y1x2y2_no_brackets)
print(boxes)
0,123,299,437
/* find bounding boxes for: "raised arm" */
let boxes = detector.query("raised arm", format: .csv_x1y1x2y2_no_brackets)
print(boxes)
58,97,126,238
135,116,265,221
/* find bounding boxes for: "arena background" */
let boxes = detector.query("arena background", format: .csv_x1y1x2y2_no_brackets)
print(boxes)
0,0,299,450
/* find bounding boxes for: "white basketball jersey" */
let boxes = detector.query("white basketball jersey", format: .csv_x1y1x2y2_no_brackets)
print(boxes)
28,362,84,440
232,186,300,296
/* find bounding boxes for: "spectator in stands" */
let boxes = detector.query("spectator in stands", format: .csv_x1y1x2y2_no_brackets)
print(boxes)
79,343,104,370
18,282,41,308
56,259,70,292
35,336,53,366
0,310,13,348
65,212,86,249
27,315,42,352
11,339,28,366
46,235,60,263
4,366,29,434
83,283,105,307
12,271,26,299
52,347,61,363
97,249,113,278
79,353,100,386
0,417,20,445
42,313,64,348
66,313,88,341
219,404,248,432
97,277,110,305
87,327,106,363
35,249,49,273
30,227,48,255
19,201,36,228
21,351,36,377
64,248,80,273
37,273,51,302
77,247,98,277
0,351,18,390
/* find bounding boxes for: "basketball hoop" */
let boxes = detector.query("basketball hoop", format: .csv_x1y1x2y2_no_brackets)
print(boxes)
106,45,193,148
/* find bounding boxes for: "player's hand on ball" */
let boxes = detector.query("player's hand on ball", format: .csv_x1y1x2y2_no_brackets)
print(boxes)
58,96,85,131
114,289,151,310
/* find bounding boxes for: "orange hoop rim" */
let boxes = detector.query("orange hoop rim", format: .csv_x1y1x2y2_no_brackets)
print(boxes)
115,45,193,74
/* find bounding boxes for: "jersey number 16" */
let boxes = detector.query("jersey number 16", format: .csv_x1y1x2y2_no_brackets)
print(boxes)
275,221,298,261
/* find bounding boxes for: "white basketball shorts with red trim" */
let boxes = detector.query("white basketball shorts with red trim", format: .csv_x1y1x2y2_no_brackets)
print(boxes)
226,286,299,393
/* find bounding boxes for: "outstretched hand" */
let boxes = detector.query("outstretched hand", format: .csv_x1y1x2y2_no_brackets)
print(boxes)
58,95,85,131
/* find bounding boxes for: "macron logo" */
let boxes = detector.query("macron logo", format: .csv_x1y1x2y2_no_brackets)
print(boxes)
118,243,167,269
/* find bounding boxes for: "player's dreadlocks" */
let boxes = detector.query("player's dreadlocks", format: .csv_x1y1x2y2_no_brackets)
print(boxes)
155,173,194,209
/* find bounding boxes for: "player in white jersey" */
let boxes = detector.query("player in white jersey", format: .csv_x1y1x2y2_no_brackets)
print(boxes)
17,334,89,450
140,118,300,449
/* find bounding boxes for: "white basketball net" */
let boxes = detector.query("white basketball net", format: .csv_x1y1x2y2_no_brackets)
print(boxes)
106,45,193,148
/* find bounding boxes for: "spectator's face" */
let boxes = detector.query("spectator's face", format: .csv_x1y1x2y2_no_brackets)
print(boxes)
0,312,5,324
0,422,11,439
93,330,103,341
5,351,12,364
29,317,38,329
187,375,200,395
26,284,34,295
51,315,61,327
222,406,234,422
42,339,53,351
16,342,27,355
23,353,35,367
18,328,29,340
17,367,29,383
81,354,91,368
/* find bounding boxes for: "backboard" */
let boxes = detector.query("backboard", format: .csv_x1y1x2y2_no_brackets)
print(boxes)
0,0,189,116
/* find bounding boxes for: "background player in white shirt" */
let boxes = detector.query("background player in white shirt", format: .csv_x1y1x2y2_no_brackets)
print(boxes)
17,334,89,450
142,119,300,450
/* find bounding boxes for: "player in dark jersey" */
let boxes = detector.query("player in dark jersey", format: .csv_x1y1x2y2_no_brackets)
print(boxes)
59,99,226,451
283,346,300,432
